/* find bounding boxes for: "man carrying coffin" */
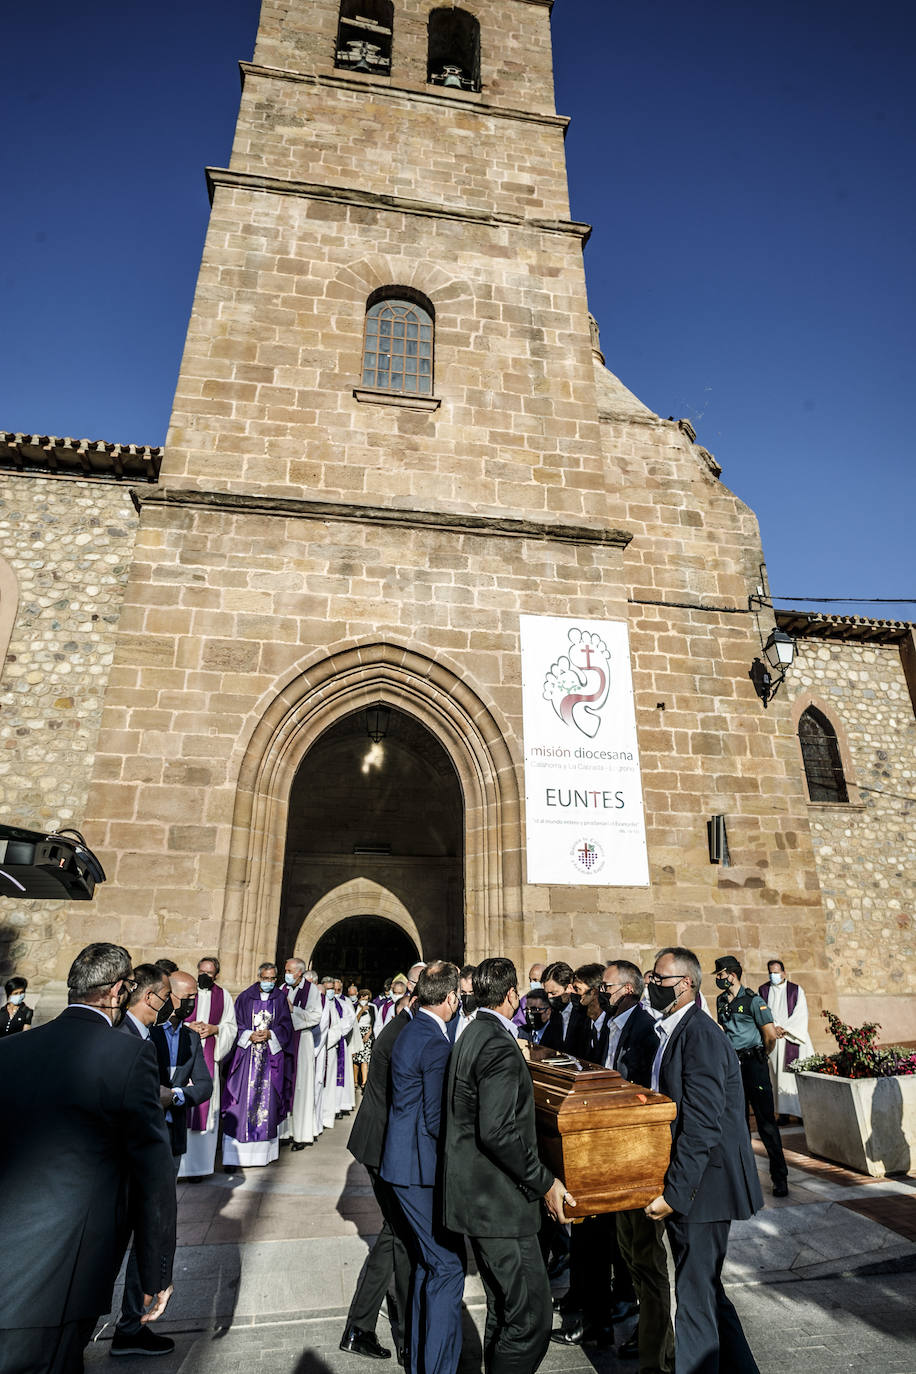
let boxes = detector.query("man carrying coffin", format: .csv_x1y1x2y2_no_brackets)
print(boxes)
222,962,294,1167
181,955,236,1179
282,957,327,1149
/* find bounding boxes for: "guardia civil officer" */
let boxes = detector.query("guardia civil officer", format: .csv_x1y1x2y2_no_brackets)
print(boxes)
713,955,788,1196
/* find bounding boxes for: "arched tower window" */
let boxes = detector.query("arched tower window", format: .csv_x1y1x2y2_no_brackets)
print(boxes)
799,707,849,803
335,0,393,76
427,8,481,91
362,290,434,396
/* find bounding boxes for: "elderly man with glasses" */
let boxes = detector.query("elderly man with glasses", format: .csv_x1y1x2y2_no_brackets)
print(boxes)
643,947,763,1374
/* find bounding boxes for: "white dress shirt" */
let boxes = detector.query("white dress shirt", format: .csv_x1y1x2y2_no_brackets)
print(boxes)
650,1001,695,1090
478,1007,520,1039
419,1007,450,1039
604,1002,636,1069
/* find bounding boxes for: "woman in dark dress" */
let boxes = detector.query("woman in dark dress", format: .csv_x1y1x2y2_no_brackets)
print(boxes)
1,976,33,1034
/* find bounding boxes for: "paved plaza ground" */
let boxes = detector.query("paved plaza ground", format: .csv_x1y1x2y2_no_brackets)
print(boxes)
85,1116,916,1374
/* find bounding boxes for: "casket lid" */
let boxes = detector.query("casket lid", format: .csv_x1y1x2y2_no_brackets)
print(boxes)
525,1043,675,1125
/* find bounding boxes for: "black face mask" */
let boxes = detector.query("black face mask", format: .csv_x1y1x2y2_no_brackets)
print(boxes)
525,1007,548,1026
596,989,612,1016
197,972,214,991
715,976,732,991
173,996,196,1024
155,997,173,1025
547,993,567,1010
461,992,477,1015
646,981,679,1015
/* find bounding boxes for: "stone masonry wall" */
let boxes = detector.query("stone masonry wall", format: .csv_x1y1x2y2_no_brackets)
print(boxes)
787,637,916,1041
518,370,834,1036
0,474,138,977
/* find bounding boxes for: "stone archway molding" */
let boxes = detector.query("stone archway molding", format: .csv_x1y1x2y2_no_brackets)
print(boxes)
294,878,424,967
220,641,523,986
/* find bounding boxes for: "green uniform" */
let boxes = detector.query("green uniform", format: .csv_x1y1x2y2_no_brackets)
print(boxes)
716,985,773,1051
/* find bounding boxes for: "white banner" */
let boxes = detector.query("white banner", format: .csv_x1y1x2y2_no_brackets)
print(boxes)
520,614,649,886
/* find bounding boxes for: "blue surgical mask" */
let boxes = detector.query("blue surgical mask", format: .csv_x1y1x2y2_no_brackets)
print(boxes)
769,971,783,985
260,980,275,993
284,972,297,986
9,992,25,1005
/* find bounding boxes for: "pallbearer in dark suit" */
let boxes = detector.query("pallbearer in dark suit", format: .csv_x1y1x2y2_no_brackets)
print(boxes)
113,969,213,1356
0,943,176,1374
444,958,573,1374
341,997,413,1360
645,947,763,1374
603,960,674,1371
381,963,464,1374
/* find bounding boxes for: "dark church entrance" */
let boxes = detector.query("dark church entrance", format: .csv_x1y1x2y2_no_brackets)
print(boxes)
311,915,420,993
277,705,465,974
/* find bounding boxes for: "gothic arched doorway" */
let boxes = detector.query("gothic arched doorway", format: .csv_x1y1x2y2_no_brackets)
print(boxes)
277,705,464,972
310,915,420,992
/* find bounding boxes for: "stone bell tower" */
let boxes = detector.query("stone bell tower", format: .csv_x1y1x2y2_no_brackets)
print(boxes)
56,0,831,1023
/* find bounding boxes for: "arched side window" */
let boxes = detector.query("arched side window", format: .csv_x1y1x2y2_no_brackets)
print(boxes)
427,8,481,91
799,707,849,803
0,555,18,685
335,0,393,75
362,290,434,396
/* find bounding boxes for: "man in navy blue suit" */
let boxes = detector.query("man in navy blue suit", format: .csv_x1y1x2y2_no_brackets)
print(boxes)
644,947,763,1374
380,961,463,1374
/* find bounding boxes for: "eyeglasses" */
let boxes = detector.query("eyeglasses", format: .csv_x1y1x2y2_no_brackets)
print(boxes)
645,972,684,985
599,981,627,994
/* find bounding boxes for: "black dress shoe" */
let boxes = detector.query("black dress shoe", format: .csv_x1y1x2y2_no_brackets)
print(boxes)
617,1332,639,1360
608,1298,639,1324
773,1181,789,1197
110,1328,175,1357
291,1141,308,1151
550,1323,613,1348
550,1323,585,1346
339,1326,392,1360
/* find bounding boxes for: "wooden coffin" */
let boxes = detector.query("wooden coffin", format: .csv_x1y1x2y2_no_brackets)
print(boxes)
525,1044,677,1215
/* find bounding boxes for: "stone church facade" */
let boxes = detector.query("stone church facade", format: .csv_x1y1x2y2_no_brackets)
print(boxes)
1,0,913,1039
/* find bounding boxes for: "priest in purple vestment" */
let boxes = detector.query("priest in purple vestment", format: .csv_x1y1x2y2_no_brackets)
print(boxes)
221,962,294,1167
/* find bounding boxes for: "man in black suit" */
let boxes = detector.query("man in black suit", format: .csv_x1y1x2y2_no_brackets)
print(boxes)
603,960,673,1372
0,942,176,1374
645,947,763,1374
444,957,572,1374
540,960,585,1052
340,994,413,1360
113,968,213,1357
567,963,610,1063
381,962,464,1374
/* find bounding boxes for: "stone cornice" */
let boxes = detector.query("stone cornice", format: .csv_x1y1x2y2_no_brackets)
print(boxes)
135,487,632,549
0,431,160,483
239,62,569,131
206,168,591,242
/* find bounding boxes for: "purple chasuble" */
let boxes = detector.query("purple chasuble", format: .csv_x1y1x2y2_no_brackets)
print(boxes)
222,984,294,1143
759,980,802,1067
187,982,225,1134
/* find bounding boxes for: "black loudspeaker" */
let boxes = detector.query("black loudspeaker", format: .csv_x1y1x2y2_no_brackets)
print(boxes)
0,825,106,900
707,815,730,866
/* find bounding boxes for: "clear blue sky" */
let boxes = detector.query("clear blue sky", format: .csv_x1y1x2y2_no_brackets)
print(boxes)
2,0,913,619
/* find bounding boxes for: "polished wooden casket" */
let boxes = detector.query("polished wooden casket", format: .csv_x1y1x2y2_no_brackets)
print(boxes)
525,1044,677,1215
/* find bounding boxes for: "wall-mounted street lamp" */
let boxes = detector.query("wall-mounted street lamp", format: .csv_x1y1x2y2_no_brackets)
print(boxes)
365,703,391,744
749,628,796,708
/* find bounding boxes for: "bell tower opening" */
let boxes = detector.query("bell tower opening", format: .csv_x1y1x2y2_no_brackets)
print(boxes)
277,706,465,973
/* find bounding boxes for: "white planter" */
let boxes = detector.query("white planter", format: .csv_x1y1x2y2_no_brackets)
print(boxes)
795,1070,916,1177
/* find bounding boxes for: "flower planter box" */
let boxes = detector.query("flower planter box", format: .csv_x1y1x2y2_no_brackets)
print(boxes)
795,1070,916,1177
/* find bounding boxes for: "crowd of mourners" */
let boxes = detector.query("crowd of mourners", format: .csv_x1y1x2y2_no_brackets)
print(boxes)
0,942,816,1374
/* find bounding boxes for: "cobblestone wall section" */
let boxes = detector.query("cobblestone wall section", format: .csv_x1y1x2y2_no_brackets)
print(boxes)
788,638,916,1014
0,476,138,972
